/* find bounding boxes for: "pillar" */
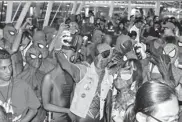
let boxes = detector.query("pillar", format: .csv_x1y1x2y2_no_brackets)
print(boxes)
128,0,132,20
15,1,32,29
43,1,53,28
6,1,13,23
109,1,114,18
155,1,160,16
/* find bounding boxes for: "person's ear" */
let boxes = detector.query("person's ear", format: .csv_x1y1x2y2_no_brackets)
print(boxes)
136,112,147,122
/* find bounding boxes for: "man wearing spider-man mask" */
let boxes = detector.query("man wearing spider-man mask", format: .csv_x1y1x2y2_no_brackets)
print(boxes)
42,24,78,122
55,42,114,122
1,23,24,77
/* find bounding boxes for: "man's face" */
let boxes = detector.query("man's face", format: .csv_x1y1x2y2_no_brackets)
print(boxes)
0,59,12,81
136,22,143,29
131,36,136,40
154,24,160,31
155,17,159,22
131,16,135,22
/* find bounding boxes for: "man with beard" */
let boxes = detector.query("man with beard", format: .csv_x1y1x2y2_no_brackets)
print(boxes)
56,43,114,122
42,27,77,122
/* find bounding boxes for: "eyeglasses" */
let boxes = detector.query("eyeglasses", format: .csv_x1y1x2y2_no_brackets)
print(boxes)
143,112,179,122
101,50,110,58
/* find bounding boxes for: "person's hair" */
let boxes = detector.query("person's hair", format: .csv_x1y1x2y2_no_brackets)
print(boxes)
0,49,11,59
128,31,137,38
118,21,125,27
89,10,94,15
65,18,71,24
123,80,177,122
130,15,135,19
134,19,143,24
164,36,177,44
153,15,159,21
171,17,175,20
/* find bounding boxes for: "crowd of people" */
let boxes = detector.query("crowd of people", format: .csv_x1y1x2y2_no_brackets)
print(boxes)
0,9,181,122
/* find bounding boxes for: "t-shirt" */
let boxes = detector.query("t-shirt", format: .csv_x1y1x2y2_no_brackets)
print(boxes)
0,78,40,117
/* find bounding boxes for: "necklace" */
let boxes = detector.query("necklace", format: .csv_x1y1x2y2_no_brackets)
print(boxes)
0,78,14,103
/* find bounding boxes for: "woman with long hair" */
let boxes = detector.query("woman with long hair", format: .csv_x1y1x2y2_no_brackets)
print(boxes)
123,80,179,122
111,58,143,122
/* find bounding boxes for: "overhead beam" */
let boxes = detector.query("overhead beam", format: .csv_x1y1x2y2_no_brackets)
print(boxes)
6,1,13,23
71,1,77,15
76,1,85,15
85,3,156,8
43,1,53,28
12,2,22,22
15,1,32,29
50,3,62,26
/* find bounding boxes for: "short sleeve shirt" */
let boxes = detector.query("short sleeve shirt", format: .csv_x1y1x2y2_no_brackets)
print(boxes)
12,78,40,116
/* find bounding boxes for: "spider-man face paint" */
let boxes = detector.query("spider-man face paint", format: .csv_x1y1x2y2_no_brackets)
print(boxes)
26,46,42,68
33,31,49,59
163,43,178,64
115,35,133,55
3,24,17,44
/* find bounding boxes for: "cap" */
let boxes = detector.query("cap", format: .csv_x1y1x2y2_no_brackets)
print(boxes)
162,22,175,30
97,43,111,54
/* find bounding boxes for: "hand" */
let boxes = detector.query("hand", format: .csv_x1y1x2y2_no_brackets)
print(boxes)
68,110,77,122
12,115,22,122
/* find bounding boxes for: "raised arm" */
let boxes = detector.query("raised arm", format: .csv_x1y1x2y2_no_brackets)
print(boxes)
20,109,37,122
12,18,32,53
55,51,81,83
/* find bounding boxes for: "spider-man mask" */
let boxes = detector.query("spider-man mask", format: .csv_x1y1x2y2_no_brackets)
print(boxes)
33,31,49,59
25,45,42,68
3,24,18,44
